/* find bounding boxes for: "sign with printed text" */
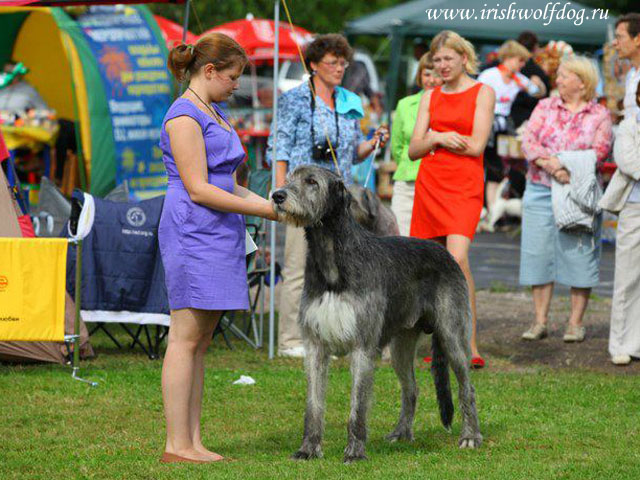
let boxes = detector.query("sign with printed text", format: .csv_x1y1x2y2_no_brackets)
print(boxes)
0,239,67,342
77,6,172,199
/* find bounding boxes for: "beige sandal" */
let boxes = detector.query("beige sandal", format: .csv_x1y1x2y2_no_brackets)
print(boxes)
563,324,585,343
522,322,547,340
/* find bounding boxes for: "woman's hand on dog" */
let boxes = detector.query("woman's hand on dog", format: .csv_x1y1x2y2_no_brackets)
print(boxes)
261,200,279,221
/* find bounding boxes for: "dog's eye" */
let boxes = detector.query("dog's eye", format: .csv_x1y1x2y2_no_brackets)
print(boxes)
305,178,318,186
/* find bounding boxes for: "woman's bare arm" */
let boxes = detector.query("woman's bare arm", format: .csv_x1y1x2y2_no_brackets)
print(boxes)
167,116,276,220
454,85,496,157
408,90,440,160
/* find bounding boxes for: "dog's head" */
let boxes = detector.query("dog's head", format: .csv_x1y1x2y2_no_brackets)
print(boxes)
271,165,349,227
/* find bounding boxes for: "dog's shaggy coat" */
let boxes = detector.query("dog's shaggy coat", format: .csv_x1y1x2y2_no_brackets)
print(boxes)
271,166,482,463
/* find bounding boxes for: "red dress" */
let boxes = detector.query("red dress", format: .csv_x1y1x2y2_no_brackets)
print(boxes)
410,83,484,240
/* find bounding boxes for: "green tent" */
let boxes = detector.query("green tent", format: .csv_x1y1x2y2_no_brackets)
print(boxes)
345,0,617,107
0,5,171,198
346,0,615,45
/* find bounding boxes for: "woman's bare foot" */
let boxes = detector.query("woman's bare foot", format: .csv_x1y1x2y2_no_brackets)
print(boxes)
164,447,214,462
194,444,224,462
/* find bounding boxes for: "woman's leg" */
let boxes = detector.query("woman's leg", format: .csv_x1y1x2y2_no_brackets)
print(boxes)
446,234,481,358
162,308,221,461
532,283,554,325
190,311,222,460
569,287,590,327
485,181,500,214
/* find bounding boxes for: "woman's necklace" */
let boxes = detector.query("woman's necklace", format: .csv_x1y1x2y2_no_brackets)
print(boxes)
187,87,228,129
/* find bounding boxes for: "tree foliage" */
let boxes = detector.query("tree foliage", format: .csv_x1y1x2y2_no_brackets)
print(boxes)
150,0,399,37
151,0,637,36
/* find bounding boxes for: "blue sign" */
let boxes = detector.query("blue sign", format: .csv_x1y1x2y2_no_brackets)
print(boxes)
77,6,171,199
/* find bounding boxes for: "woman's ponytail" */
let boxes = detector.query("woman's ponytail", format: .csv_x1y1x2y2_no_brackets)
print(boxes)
167,33,248,83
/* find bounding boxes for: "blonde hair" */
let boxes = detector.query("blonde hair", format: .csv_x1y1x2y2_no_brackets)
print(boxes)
560,55,599,101
415,52,437,88
429,30,478,75
497,40,531,62
167,32,248,83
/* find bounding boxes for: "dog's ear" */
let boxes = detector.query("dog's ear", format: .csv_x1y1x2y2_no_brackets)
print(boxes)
364,189,378,221
330,176,350,211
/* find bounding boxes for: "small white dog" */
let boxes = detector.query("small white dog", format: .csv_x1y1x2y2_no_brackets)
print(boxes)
480,178,522,232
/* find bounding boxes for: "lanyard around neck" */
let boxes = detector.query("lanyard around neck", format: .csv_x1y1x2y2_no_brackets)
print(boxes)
309,79,340,149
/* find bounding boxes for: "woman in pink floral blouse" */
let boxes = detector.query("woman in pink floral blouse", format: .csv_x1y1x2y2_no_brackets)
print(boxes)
519,56,613,343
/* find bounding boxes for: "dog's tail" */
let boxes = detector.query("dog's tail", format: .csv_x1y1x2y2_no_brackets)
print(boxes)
431,334,454,430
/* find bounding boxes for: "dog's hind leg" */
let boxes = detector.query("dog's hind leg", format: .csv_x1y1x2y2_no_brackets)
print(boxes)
292,340,330,460
343,348,376,463
437,324,482,449
385,328,420,443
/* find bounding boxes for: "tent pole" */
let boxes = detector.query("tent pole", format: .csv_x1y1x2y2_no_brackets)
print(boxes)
71,239,97,387
181,0,191,43
268,0,280,360
385,27,404,124
73,239,82,370
178,0,191,95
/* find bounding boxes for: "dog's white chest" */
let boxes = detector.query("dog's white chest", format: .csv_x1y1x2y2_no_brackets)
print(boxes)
304,292,358,345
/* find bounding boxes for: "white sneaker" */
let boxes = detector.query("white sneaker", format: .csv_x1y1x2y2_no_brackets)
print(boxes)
278,346,306,358
611,354,631,366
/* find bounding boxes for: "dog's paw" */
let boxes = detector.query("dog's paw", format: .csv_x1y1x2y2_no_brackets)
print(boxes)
343,452,368,464
291,447,323,461
343,443,367,463
385,428,414,443
458,433,483,449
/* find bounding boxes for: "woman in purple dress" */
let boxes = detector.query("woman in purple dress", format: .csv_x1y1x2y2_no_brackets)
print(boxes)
158,33,277,464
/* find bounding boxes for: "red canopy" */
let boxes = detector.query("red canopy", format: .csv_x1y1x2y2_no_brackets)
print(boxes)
154,15,197,49
200,16,313,63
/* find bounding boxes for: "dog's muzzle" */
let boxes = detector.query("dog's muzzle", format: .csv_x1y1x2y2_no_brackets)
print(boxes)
272,190,287,205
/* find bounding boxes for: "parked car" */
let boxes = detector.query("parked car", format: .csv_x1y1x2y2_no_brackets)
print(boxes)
228,50,382,110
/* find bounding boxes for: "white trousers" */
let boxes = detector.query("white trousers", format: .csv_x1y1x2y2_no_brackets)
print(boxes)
278,225,306,350
609,203,640,358
390,181,416,237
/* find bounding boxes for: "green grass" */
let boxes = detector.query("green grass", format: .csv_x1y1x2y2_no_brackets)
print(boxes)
1,328,640,480
488,280,515,293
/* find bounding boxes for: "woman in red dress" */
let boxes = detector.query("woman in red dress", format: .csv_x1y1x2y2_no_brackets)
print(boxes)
409,31,495,367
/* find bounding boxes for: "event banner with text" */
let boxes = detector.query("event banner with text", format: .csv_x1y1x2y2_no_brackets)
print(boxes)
78,6,171,199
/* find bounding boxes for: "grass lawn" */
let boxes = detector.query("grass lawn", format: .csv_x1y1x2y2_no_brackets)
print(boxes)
1,326,640,480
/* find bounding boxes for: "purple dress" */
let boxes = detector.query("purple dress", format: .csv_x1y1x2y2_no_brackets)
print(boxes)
158,98,249,311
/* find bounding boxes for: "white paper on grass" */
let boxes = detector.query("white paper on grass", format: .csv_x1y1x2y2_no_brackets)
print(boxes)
233,375,256,385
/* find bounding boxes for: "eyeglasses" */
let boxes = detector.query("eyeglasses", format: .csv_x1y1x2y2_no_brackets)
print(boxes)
320,59,350,69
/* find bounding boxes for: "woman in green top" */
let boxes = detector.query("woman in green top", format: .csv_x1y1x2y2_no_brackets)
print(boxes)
391,53,442,236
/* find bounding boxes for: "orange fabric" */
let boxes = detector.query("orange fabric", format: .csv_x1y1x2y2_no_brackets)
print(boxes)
497,63,528,90
410,84,484,240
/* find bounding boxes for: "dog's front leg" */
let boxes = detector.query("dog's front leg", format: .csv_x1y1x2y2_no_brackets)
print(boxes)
344,348,376,463
292,340,330,460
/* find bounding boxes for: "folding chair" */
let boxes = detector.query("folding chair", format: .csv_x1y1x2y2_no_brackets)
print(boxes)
67,191,170,360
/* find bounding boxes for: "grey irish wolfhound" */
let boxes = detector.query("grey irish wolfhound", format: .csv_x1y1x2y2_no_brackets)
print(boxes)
271,165,482,463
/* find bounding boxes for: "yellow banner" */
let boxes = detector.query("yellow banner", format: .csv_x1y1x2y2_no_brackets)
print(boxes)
0,238,68,342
